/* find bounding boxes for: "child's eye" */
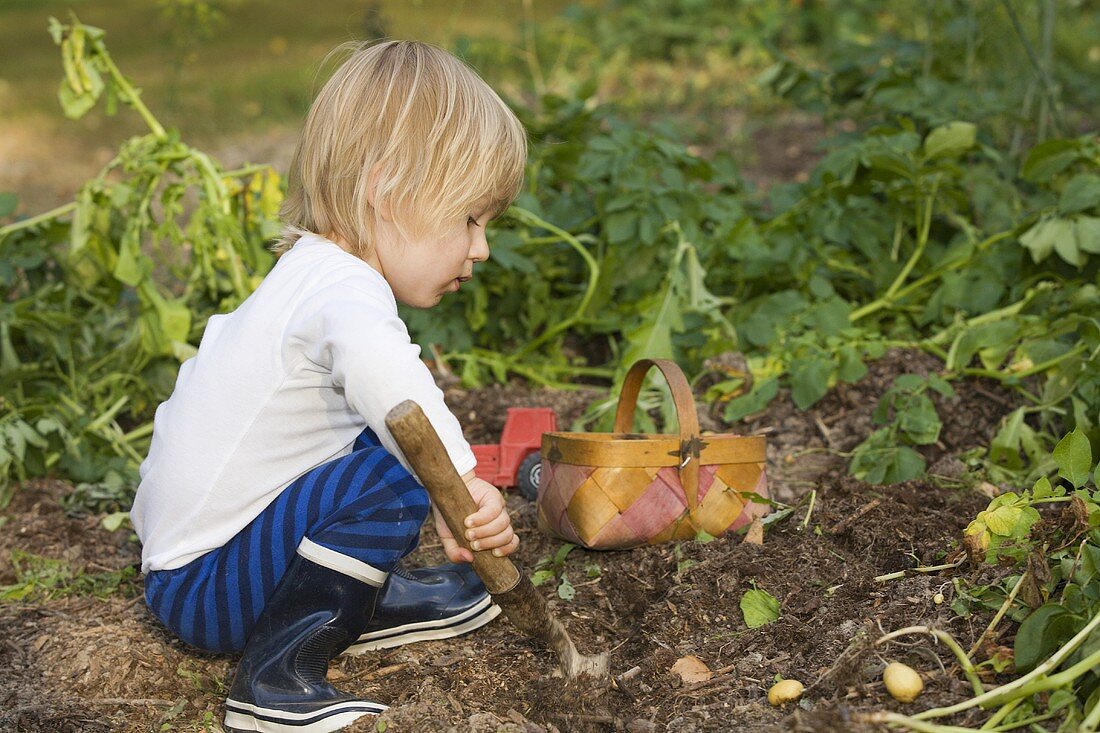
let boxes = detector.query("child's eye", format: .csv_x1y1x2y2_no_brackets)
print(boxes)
467,216,479,227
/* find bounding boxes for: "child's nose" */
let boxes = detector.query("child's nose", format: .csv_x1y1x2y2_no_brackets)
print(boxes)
469,229,490,262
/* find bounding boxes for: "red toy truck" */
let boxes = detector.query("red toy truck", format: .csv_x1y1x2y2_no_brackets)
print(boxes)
471,407,557,501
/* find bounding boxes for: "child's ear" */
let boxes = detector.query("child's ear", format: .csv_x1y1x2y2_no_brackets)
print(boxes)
365,166,394,222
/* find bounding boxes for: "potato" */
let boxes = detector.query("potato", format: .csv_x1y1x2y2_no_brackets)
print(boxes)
767,678,804,707
883,662,924,703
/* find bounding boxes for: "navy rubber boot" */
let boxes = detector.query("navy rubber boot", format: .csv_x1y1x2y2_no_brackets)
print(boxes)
343,563,500,654
224,546,388,733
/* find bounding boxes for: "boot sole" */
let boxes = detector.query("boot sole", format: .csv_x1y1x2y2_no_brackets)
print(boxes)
224,699,386,733
344,596,501,653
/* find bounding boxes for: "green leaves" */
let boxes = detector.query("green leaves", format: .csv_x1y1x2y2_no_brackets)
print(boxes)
1020,217,1094,267
617,225,737,378
531,543,580,602
961,423,1100,725
922,121,977,160
1016,136,1100,268
0,549,137,601
530,569,557,587
1076,216,1100,255
1014,603,1082,673
723,378,779,423
1053,428,1094,489
789,356,833,410
4,8,1099,546
850,429,926,485
849,374,951,484
740,587,780,629
1021,138,1092,183
1059,174,1100,215
1020,218,1075,265
968,426,1097,569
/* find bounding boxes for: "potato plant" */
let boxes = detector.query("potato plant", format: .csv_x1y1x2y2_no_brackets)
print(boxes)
871,429,1100,731
0,16,279,506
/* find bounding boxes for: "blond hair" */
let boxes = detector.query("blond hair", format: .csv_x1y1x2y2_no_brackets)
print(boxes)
275,40,527,257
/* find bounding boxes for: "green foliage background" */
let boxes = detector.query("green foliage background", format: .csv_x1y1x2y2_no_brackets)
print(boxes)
1,0,1098,505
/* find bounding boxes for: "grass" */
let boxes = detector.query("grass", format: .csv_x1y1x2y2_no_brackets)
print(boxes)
0,0,575,143
0,548,140,601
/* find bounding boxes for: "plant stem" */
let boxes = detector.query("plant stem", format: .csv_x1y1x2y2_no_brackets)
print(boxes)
927,285,1047,349
965,1,976,81
96,38,166,139
1080,692,1100,732
85,395,129,433
799,489,816,531
998,0,1064,136
1039,0,1055,141
221,163,275,179
876,626,984,696
921,342,950,361
122,422,155,443
891,231,1014,311
960,344,1087,381
969,571,1027,657
880,177,939,302
980,698,1022,730
520,0,547,99
850,176,1013,324
0,202,78,238
913,608,1100,720
508,206,600,358
444,351,613,389
857,712,979,733
1008,645,1100,700
990,707,1065,731
874,559,965,583
853,182,939,320
1060,540,1089,605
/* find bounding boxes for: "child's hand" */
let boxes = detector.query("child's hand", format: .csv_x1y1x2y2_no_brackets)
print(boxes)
434,472,519,564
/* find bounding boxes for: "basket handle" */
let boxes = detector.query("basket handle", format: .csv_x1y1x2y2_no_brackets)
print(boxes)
612,359,702,512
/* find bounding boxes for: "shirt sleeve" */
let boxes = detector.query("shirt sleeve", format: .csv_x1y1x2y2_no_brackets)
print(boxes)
307,285,477,479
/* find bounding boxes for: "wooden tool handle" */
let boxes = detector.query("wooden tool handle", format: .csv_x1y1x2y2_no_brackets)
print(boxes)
386,400,610,679
385,400,521,595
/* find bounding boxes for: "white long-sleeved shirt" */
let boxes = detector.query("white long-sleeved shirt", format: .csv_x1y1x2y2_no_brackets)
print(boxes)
131,232,476,573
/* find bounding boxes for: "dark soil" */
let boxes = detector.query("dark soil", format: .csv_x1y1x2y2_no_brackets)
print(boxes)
0,350,1022,732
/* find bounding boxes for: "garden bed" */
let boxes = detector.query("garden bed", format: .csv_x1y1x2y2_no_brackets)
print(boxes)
0,352,1021,732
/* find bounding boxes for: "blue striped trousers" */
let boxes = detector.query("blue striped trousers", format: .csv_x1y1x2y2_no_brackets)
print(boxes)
143,429,431,653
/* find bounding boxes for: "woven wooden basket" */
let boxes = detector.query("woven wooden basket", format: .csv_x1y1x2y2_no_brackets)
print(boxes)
537,358,769,550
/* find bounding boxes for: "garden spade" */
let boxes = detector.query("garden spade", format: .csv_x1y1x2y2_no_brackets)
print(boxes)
385,400,610,680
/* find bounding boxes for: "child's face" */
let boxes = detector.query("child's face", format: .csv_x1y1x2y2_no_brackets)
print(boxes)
367,198,492,308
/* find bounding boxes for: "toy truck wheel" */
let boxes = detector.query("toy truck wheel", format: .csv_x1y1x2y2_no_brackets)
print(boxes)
517,452,542,502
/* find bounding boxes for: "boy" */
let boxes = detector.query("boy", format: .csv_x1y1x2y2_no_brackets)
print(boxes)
131,40,527,733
